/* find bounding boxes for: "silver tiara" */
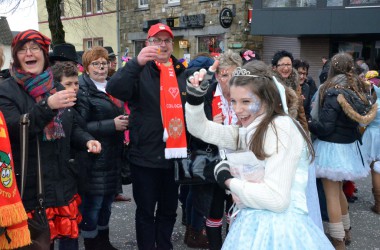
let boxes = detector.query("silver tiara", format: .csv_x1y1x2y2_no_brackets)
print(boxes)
232,67,260,77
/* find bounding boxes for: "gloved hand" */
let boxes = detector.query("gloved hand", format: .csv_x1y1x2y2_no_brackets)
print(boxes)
214,160,233,190
186,61,219,105
186,67,215,97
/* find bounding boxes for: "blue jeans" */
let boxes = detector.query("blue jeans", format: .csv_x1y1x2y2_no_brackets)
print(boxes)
80,194,115,238
131,164,179,250
58,238,79,250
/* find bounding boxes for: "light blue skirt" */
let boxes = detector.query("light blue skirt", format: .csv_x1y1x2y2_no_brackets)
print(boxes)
221,208,333,250
360,126,380,164
313,139,370,181
306,165,323,230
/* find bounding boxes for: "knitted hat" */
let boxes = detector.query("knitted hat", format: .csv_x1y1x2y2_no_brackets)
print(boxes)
12,29,51,53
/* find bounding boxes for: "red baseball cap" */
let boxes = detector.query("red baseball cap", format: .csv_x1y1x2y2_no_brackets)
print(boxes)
147,23,174,39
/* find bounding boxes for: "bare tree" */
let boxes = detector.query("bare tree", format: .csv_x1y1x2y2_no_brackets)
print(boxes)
46,0,65,45
0,0,65,45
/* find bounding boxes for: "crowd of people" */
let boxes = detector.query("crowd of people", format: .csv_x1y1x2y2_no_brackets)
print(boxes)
0,23,379,250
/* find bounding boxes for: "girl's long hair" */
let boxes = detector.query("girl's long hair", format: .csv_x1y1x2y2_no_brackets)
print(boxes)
229,60,315,161
319,52,369,106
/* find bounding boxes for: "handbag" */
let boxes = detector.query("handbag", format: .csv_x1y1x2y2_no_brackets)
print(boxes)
174,135,221,185
19,114,51,250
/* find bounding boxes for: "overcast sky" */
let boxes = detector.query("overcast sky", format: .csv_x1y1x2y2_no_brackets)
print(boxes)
0,0,38,31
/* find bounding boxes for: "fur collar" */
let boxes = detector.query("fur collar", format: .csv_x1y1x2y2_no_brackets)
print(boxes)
272,68,299,91
337,94,377,124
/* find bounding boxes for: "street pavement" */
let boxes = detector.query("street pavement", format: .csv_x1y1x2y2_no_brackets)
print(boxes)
74,175,380,250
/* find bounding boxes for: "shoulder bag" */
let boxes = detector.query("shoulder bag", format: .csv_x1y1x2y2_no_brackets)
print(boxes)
174,135,221,185
19,114,51,250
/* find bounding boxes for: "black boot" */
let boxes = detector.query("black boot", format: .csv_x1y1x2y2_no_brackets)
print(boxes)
84,237,98,250
97,228,118,250
206,226,223,250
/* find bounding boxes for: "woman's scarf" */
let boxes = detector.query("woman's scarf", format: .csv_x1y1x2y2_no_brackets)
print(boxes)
156,59,187,159
12,67,65,141
0,111,31,249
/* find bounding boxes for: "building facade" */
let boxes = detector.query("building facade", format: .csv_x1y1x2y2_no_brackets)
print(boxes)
0,16,14,69
251,0,380,82
119,0,260,62
37,0,118,55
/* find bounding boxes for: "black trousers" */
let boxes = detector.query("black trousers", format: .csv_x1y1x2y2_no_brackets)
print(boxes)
130,163,179,250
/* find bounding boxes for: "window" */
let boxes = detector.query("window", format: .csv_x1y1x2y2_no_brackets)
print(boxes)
263,0,317,7
94,38,103,47
60,1,65,17
84,39,93,50
96,0,103,12
83,38,103,50
198,35,224,54
86,0,92,13
349,0,380,5
135,41,146,56
138,0,149,8
326,0,343,6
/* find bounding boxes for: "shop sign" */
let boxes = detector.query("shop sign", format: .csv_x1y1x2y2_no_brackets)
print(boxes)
219,8,233,28
179,14,205,28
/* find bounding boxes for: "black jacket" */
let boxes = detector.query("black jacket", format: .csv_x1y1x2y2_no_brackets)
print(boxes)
0,77,92,211
76,74,124,195
301,83,312,121
106,56,186,169
309,88,361,143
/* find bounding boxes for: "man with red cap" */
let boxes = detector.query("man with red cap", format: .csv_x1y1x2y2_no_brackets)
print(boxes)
106,23,187,249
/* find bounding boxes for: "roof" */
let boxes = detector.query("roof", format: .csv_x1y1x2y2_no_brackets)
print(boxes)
0,16,13,45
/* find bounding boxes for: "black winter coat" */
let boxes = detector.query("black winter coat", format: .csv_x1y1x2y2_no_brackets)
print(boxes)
106,57,186,169
76,74,124,196
309,88,361,143
0,77,92,211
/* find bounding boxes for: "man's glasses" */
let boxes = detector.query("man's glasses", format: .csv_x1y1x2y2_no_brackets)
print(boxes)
148,38,173,45
91,62,109,68
276,63,292,68
17,46,41,55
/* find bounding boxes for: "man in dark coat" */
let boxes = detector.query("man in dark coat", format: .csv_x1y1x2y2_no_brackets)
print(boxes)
106,23,187,249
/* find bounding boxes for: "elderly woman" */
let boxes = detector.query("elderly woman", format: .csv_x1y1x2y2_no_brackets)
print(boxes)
0,30,101,250
76,46,127,250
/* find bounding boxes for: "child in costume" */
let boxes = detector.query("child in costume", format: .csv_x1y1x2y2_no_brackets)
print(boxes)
185,60,333,249
360,70,380,214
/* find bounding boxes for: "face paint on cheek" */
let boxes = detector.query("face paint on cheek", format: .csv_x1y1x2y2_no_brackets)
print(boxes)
93,71,99,75
248,95,261,114
249,101,261,114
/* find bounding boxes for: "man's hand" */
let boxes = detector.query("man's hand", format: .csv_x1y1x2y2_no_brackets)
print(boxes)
136,46,160,66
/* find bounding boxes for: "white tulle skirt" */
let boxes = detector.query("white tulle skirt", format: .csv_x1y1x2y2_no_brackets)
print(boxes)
313,139,370,181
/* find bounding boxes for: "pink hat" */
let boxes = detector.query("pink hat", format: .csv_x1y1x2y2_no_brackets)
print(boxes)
147,23,174,39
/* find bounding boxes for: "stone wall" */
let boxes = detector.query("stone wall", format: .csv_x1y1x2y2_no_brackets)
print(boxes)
119,0,263,58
